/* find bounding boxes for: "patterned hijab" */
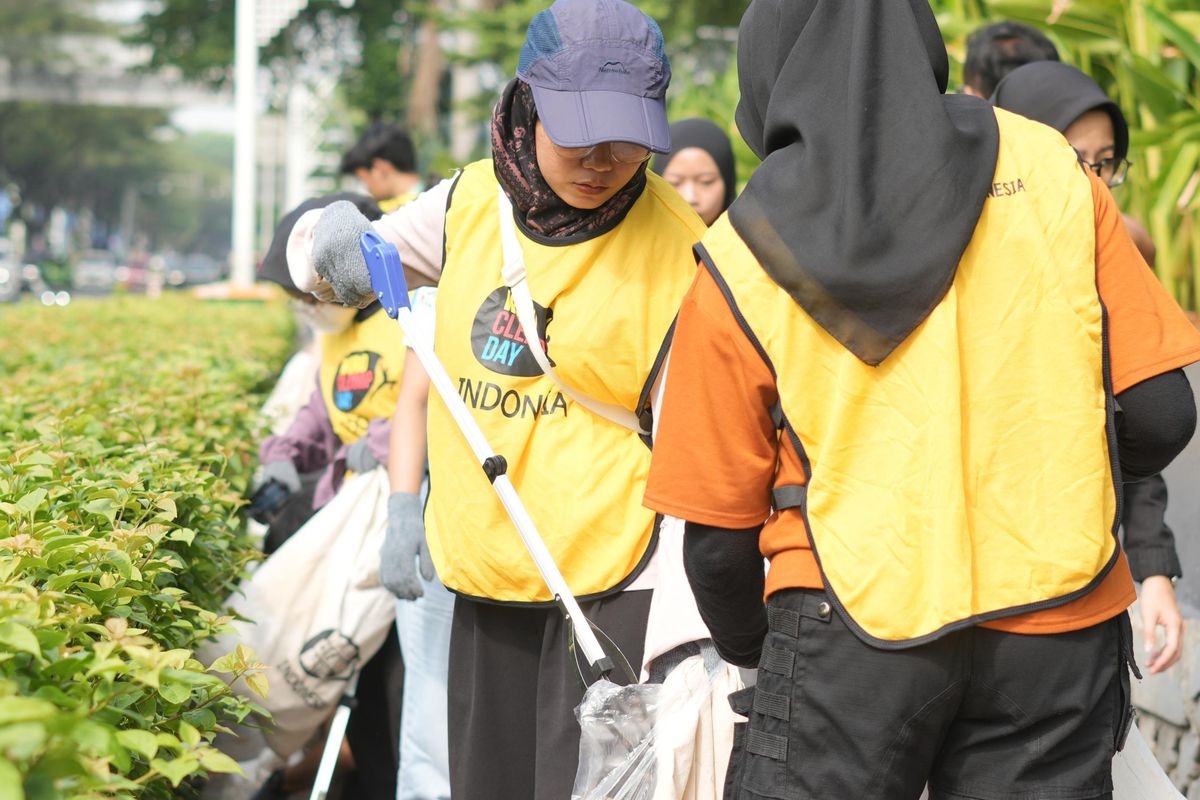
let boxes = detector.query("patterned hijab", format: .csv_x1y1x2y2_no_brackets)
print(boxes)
491,79,647,241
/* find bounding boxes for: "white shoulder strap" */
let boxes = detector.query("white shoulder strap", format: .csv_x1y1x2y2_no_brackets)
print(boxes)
496,188,647,435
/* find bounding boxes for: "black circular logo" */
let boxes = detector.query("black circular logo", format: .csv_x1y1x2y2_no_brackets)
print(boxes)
470,287,554,377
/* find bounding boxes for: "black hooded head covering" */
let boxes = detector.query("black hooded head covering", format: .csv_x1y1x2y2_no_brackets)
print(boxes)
651,117,738,213
729,0,1000,366
991,61,1128,161
260,193,383,292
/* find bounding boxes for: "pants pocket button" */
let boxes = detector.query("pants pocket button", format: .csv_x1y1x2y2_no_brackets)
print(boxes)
817,601,832,620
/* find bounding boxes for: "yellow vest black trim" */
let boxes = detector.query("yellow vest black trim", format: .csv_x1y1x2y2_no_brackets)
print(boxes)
426,160,706,605
698,109,1121,646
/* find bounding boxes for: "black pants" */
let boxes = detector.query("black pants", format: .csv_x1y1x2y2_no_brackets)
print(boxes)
447,590,652,800
344,626,403,800
726,589,1137,800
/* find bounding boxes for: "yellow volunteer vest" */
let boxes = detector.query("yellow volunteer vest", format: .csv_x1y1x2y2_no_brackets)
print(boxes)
700,109,1119,645
427,160,705,604
379,191,417,214
318,305,408,445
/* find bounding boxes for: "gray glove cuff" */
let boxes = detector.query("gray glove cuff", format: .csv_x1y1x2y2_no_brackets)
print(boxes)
260,460,301,494
312,201,376,307
345,438,379,473
388,491,423,520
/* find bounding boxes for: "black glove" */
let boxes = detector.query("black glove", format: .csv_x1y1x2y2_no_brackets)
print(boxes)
255,460,301,494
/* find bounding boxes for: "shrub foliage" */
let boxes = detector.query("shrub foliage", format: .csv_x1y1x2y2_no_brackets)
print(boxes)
0,295,293,799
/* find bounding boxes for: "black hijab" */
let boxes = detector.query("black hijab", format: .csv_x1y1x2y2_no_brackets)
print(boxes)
729,0,1000,366
991,61,1128,161
260,193,382,291
651,118,738,212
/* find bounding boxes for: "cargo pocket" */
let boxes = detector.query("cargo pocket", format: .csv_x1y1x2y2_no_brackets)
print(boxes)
732,632,797,800
1113,613,1142,753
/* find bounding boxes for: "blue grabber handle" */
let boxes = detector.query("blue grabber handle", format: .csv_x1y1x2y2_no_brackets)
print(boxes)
360,230,411,319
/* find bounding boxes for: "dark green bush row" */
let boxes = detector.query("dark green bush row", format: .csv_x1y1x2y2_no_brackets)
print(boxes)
0,295,293,799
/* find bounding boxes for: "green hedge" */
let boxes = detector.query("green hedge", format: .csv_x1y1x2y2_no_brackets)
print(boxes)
0,294,294,799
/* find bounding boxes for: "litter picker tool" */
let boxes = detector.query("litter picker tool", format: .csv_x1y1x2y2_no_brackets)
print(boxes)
360,230,630,684
307,676,356,800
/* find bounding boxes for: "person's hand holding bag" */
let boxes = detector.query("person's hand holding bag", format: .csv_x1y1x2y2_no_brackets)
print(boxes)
379,491,434,599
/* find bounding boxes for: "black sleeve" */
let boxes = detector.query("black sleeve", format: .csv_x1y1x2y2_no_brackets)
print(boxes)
1120,473,1182,581
683,522,768,669
1114,369,1196,482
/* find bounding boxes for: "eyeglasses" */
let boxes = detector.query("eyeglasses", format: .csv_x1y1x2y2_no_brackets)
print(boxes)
1077,154,1132,188
550,140,652,165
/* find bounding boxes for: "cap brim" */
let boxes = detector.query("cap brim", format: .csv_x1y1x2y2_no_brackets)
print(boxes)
531,85,671,153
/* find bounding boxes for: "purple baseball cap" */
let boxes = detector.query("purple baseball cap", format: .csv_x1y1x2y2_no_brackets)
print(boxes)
517,0,672,154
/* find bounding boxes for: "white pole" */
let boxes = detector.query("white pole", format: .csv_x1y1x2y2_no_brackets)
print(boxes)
230,0,258,287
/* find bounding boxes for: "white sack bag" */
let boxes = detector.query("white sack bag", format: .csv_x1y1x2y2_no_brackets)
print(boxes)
203,468,397,756
1113,725,1184,799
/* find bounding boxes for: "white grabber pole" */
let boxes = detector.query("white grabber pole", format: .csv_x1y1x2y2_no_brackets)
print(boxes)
359,231,615,681
308,674,358,800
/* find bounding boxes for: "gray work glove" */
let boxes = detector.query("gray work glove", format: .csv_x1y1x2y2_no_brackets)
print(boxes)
256,459,301,494
311,201,376,308
345,438,380,473
379,491,435,600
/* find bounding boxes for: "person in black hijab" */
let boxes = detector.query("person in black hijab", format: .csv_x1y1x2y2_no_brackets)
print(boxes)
991,61,1129,184
651,118,737,225
729,0,999,366
645,1,1200,798
993,60,1187,678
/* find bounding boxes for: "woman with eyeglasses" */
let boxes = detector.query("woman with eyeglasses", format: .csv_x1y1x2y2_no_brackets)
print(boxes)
992,59,1186,678
286,1,706,796
990,61,1152,258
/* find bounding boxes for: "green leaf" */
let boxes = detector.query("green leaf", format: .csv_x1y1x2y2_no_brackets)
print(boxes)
116,729,159,760
15,488,48,515
0,758,24,800
155,496,178,521
68,719,113,755
167,528,196,545
83,497,118,522
244,672,269,700
181,708,218,732
1145,7,1200,71
104,550,134,580
0,621,42,659
197,747,243,775
150,754,200,787
157,678,192,705
177,720,200,746
0,697,56,725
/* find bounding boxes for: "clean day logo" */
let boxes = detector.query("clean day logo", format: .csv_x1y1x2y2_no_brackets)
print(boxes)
470,287,553,377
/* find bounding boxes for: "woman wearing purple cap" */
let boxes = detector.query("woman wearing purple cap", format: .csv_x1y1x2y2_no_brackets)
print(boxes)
288,0,706,796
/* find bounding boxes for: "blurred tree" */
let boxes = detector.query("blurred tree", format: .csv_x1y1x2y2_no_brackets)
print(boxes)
133,0,417,120
0,0,109,72
0,102,173,243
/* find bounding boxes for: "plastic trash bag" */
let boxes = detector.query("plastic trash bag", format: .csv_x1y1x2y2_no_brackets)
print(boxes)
573,648,741,800
573,680,663,800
